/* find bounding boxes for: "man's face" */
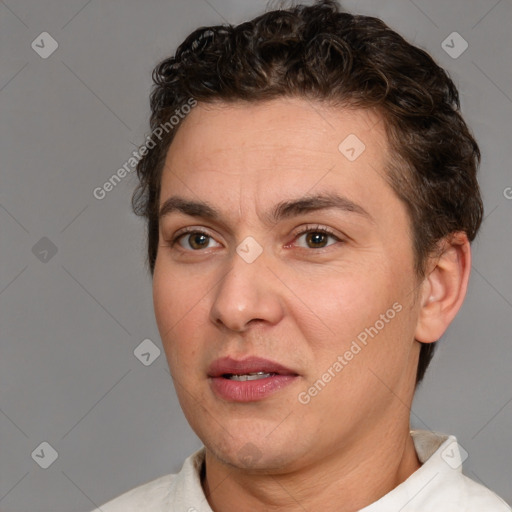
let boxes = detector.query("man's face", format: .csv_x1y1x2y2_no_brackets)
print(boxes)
153,98,423,471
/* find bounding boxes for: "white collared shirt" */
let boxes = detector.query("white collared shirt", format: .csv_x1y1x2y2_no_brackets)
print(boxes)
93,430,510,511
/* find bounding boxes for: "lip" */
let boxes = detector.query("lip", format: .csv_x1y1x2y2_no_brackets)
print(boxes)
208,356,300,403
208,356,298,378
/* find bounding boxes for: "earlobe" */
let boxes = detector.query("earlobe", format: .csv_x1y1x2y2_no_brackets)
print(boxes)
414,232,472,343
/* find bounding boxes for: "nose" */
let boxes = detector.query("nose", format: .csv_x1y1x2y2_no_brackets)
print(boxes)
209,245,285,332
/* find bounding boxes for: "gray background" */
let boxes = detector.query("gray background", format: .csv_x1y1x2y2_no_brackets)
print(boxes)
1,0,511,510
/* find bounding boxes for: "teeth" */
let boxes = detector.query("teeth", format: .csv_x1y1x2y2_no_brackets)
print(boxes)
226,372,275,381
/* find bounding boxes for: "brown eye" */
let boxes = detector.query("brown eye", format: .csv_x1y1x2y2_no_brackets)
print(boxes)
187,233,210,249
294,227,340,249
305,232,330,248
175,230,221,250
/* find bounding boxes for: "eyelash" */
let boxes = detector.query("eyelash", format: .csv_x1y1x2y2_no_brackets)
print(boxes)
169,225,342,250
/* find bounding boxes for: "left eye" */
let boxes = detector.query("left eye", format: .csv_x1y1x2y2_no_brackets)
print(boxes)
176,231,221,250
294,229,340,249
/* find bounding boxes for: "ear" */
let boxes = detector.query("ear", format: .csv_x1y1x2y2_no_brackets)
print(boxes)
415,232,472,343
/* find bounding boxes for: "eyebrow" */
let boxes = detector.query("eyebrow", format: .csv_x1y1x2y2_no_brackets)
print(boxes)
158,192,372,224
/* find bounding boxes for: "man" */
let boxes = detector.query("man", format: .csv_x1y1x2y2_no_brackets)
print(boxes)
95,1,510,510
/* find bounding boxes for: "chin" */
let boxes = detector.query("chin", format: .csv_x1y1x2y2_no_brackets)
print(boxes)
204,431,303,473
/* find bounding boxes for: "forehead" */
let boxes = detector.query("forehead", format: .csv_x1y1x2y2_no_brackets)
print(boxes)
167,98,387,159
160,98,393,216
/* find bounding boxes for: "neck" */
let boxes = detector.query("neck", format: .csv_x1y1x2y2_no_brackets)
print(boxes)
201,424,421,512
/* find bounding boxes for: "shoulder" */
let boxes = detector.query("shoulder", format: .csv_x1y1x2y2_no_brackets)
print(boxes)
91,473,177,512
458,473,511,512
90,447,207,512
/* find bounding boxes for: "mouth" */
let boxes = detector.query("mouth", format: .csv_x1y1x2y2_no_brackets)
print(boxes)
208,356,300,402
208,356,299,379
222,371,279,381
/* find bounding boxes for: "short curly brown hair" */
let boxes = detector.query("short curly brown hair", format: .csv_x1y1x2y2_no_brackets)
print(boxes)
132,0,483,386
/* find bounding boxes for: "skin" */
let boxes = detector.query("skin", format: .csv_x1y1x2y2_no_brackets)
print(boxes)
152,97,471,512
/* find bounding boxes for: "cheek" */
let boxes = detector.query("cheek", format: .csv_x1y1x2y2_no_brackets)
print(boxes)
153,258,205,325
152,265,206,366
289,261,413,387
291,267,391,343
153,267,176,335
